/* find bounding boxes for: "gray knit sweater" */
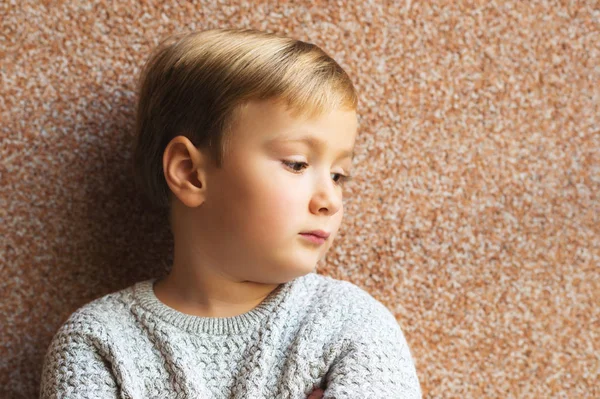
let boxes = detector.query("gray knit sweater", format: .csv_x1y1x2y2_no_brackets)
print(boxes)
40,272,421,398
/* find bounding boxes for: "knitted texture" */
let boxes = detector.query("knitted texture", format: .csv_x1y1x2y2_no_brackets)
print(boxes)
40,272,421,398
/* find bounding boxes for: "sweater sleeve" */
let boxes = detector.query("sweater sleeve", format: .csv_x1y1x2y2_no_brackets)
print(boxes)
322,296,422,399
39,314,120,399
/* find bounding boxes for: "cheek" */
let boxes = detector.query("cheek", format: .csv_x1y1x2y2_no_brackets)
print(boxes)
231,163,306,227
331,203,344,232
256,177,304,221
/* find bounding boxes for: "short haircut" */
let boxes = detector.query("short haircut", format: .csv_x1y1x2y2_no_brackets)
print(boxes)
132,28,358,211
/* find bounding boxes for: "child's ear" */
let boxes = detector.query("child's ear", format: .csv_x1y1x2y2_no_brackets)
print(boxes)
162,135,208,208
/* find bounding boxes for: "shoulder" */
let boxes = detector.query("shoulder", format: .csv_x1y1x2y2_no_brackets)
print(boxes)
302,275,422,397
51,280,142,341
302,272,398,316
40,285,140,398
298,273,419,385
299,273,404,337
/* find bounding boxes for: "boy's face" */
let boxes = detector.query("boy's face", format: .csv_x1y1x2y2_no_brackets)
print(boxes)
183,99,358,284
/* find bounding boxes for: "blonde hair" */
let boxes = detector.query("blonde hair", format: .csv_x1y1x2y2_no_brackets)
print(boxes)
132,28,358,210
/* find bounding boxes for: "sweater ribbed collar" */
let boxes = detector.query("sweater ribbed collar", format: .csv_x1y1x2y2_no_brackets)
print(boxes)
132,273,307,335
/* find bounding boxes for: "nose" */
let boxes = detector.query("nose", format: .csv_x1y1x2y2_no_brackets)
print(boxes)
309,171,343,216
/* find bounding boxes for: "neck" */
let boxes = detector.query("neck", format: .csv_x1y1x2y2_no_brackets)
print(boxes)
153,266,282,318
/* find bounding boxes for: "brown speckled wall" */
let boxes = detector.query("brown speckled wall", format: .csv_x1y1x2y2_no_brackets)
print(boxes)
2,1,598,398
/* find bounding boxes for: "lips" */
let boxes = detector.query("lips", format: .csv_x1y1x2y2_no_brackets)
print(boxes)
300,230,330,239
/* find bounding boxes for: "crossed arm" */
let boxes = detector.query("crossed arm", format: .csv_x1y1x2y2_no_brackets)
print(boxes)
40,306,420,398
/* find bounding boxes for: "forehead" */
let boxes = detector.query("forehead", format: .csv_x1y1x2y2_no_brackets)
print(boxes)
232,99,358,153
268,134,355,160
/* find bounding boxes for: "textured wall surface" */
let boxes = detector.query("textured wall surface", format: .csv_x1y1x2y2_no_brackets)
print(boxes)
1,1,598,398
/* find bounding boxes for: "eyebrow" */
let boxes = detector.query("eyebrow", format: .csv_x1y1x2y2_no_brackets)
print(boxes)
271,135,355,160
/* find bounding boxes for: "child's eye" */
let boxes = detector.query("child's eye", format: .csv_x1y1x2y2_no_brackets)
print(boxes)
332,173,353,186
282,161,353,186
282,160,308,172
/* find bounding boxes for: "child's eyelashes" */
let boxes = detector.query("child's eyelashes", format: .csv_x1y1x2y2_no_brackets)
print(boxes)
282,160,308,172
281,160,352,186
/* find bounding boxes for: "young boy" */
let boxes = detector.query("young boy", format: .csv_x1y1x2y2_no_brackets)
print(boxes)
39,28,421,398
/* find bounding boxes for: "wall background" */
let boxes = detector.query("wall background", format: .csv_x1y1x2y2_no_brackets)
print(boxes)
1,1,598,398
